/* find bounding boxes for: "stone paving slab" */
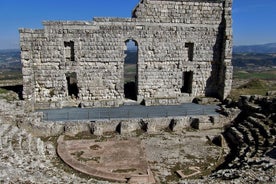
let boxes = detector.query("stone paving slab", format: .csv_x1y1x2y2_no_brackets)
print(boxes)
57,136,155,183
40,103,218,121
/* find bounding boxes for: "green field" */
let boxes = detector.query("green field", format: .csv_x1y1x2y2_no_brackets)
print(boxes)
0,71,22,81
230,69,276,100
233,69,276,80
124,64,136,83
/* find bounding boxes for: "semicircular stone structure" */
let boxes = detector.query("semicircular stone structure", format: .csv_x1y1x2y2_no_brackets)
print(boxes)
57,136,155,183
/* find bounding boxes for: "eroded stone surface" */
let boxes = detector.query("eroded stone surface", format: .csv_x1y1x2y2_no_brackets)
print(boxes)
210,95,276,182
57,136,154,183
0,100,107,184
20,0,233,110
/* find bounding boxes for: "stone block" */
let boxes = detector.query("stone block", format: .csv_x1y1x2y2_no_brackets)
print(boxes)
119,120,140,135
64,123,91,136
91,123,103,136
20,0,233,109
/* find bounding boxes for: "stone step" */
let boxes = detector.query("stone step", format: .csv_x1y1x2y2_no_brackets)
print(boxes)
10,131,22,152
240,146,252,159
36,138,46,157
0,125,93,183
238,145,249,158
247,116,270,139
1,126,19,149
252,113,267,120
242,121,261,145
21,134,31,154
228,160,241,169
241,120,254,129
1,135,8,149
251,128,267,147
6,125,19,136
45,142,57,156
227,127,244,146
224,131,240,150
0,124,11,137
27,134,38,155
247,157,270,167
258,146,270,157
0,125,13,144
235,124,254,145
238,121,264,158
270,127,276,137
228,126,260,162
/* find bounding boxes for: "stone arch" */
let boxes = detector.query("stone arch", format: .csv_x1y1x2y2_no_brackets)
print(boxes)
124,39,139,101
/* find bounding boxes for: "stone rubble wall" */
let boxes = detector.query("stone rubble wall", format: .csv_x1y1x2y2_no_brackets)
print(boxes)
0,100,108,184
17,114,226,137
133,0,224,24
210,95,276,182
20,0,232,109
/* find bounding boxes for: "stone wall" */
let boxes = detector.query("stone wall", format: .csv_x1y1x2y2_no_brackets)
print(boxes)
211,95,276,181
20,0,233,109
17,114,223,137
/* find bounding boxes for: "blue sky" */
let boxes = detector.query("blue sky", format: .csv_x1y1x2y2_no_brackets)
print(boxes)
0,0,275,49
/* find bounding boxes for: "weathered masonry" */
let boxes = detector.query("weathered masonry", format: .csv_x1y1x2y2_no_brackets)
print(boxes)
20,0,233,110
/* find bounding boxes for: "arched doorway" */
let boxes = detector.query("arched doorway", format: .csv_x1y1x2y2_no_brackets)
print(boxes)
124,39,138,101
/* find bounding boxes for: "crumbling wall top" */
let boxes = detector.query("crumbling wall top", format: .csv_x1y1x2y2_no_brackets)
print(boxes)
132,0,229,24
42,21,93,26
19,0,233,109
146,0,224,2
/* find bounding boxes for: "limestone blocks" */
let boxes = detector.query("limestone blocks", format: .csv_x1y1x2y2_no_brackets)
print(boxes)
20,0,233,109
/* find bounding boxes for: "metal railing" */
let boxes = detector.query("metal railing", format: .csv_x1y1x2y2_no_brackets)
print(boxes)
41,104,218,122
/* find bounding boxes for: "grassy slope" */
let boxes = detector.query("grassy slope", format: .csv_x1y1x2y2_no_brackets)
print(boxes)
230,69,276,100
124,64,136,83
234,69,276,80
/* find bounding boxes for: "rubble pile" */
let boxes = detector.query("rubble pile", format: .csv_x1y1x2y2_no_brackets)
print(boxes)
211,95,276,182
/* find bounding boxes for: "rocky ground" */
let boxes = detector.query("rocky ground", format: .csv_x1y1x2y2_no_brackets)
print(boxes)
209,95,276,183
142,129,226,183
0,99,109,184
0,94,275,183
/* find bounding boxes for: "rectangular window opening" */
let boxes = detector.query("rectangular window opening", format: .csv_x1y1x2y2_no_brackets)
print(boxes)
181,71,193,94
65,72,79,98
185,42,194,61
64,41,75,61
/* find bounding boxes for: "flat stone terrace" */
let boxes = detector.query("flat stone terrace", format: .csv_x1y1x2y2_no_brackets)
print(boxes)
39,103,218,121
57,136,155,183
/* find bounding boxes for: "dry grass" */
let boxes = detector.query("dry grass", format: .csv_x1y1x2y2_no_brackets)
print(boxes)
230,79,276,101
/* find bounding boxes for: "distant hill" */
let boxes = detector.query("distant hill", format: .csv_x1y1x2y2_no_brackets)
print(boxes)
0,48,275,72
232,53,276,69
125,50,138,64
233,43,276,53
0,49,21,71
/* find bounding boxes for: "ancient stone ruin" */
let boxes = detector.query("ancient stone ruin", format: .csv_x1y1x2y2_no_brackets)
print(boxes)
1,94,274,183
19,0,233,110
211,95,276,181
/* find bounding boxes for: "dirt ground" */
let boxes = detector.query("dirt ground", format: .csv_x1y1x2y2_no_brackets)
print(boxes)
142,129,227,183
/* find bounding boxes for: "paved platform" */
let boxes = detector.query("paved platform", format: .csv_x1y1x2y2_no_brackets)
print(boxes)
57,136,155,183
40,103,218,121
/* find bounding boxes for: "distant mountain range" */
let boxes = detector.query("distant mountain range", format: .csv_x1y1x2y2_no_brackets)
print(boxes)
125,50,138,64
1,42,276,57
233,43,276,53
1,43,276,71
0,49,21,71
